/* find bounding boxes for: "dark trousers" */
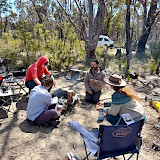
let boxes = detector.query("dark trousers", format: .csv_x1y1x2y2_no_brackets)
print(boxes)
25,80,52,92
106,114,146,126
31,104,61,125
106,114,126,125
85,90,101,104
25,80,37,91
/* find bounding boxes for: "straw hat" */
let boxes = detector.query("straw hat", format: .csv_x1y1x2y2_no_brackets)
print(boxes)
107,74,126,87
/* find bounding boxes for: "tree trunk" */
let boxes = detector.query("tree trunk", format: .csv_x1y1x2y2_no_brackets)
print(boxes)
85,40,97,64
3,17,8,33
85,0,105,64
136,0,160,60
56,0,105,65
102,46,108,70
156,61,160,75
31,0,43,24
136,29,150,60
125,0,132,76
142,0,147,33
0,16,2,36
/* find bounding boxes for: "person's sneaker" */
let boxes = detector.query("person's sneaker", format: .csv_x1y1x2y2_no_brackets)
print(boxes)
26,118,35,125
58,104,65,108
58,108,66,115
47,120,60,127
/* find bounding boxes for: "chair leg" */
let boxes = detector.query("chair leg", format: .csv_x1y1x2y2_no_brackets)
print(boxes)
84,141,89,160
136,153,139,160
16,81,28,94
7,96,16,114
0,96,16,114
127,153,135,160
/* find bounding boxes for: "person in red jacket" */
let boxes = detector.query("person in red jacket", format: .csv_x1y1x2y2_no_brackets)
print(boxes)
25,56,55,91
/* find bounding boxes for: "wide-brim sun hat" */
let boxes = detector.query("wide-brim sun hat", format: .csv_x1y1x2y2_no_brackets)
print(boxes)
107,73,126,87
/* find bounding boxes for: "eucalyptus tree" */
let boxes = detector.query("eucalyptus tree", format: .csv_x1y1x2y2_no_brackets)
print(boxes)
125,0,132,75
51,1,65,39
14,0,52,26
0,0,12,35
56,0,105,63
136,0,160,60
102,0,125,41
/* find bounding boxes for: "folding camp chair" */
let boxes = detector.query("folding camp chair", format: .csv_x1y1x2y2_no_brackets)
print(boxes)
0,58,28,99
4,77,28,100
68,120,143,160
0,86,15,113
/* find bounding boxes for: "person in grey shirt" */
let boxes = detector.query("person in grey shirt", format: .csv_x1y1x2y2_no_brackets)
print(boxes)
84,60,106,104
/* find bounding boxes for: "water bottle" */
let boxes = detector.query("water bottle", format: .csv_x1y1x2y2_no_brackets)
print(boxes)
98,110,104,122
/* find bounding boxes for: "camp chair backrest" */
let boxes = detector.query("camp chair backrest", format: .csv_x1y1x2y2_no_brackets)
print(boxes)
99,121,141,159
0,58,8,77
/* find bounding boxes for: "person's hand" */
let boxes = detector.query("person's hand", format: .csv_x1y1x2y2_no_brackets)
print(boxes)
51,75,56,87
96,101,104,111
52,96,58,103
97,101,104,106
88,90,93,95
90,79,96,84
96,105,103,111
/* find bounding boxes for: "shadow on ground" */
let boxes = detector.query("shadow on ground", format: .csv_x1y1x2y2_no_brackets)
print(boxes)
0,108,8,119
16,95,29,111
19,119,60,134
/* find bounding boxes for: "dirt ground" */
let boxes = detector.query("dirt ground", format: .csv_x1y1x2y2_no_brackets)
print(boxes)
0,73,160,160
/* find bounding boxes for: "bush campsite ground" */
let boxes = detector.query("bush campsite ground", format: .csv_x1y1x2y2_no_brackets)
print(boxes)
0,64,160,160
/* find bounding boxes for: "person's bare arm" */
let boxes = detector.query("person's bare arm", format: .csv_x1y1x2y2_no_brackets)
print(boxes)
33,78,41,85
51,75,56,87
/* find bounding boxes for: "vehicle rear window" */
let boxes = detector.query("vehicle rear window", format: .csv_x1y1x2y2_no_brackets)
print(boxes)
99,38,103,41
104,38,109,41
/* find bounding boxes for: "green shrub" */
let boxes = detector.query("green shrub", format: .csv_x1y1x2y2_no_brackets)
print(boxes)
149,41,160,62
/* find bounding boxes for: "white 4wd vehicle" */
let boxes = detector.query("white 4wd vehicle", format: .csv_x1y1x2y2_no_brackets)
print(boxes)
97,35,114,47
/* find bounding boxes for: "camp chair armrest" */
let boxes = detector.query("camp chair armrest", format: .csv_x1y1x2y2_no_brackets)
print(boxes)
80,133,99,145
68,121,98,144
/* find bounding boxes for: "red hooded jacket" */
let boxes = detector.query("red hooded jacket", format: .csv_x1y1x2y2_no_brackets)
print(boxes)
25,56,50,82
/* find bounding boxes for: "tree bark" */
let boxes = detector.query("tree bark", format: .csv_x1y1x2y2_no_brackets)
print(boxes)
0,16,2,36
56,0,105,65
3,17,8,33
136,0,160,60
156,61,160,75
85,0,105,64
102,46,108,70
31,0,43,24
125,0,132,76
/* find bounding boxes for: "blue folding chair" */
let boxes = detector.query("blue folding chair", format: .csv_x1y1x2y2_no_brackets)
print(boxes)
68,120,143,160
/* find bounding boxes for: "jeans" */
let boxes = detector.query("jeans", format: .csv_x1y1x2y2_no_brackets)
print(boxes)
25,80,37,90
33,104,61,125
85,90,101,104
25,80,52,92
